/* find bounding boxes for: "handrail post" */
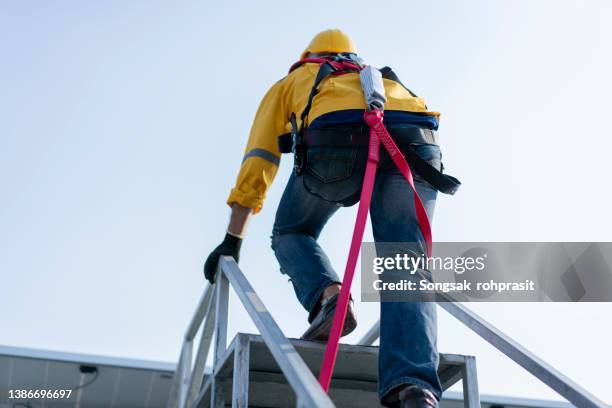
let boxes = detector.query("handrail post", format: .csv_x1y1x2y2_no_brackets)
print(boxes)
214,272,229,364
211,271,229,408
231,333,250,408
461,356,480,408
167,346,185,408
185,287,217,406
177,339,193,408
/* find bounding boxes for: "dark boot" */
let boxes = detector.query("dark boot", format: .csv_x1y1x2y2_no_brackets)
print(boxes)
399,385,438,408
301,293,357,341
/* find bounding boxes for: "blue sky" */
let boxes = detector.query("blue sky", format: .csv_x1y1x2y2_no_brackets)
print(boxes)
1,0,611,403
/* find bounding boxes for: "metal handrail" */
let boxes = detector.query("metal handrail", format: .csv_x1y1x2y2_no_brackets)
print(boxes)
169,256,608,408
359,301,608,408
167,256,334,408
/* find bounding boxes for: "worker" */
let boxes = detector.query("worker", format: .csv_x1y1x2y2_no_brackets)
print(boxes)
204,29,457,408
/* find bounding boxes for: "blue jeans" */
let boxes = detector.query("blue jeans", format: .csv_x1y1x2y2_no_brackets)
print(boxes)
271,144,443,402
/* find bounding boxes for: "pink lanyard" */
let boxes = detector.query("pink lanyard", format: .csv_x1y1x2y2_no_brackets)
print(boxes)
318,109,432,391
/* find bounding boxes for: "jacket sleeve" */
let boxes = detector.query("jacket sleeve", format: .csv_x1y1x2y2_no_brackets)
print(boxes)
227,80,289,213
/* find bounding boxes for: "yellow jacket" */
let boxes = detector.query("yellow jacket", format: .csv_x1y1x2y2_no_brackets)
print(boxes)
227,62,439,212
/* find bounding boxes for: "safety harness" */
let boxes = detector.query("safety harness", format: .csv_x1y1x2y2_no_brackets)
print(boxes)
278,56,460,195
279,56,461,392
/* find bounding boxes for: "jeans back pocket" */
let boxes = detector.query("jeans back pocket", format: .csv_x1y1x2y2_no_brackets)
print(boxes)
306,147,357,183
302,146,367,206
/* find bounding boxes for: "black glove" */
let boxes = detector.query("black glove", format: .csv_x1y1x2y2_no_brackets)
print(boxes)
204,233,242,283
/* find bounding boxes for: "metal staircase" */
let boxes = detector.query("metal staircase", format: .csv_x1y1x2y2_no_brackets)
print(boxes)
166,256,607,408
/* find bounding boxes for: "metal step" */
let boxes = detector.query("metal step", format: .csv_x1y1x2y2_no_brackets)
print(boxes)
193,333,477,408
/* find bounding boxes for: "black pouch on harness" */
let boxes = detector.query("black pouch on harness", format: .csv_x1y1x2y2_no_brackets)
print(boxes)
302,143,368,207
298,126,369,207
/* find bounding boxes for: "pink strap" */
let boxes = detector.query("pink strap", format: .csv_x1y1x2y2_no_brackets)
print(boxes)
365,110,432,257
318,109,432,392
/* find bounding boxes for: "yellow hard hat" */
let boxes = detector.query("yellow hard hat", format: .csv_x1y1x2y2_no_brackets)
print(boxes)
301,29,357,59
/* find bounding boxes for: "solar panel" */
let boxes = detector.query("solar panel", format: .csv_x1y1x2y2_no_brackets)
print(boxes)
0,345,175,408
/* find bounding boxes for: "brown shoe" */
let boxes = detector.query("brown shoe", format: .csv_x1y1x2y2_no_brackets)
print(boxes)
399,385,438,408
301,293,357,341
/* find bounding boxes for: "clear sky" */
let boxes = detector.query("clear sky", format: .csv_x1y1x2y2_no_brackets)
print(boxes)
1,0,611,403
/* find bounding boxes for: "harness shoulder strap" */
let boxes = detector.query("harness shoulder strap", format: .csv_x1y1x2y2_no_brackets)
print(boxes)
299,61,337,127
379,66,419,98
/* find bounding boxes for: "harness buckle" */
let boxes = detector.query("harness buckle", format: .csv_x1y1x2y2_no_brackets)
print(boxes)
289,113,305,175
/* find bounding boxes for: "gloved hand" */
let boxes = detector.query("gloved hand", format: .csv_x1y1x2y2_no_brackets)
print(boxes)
203,233,242,283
